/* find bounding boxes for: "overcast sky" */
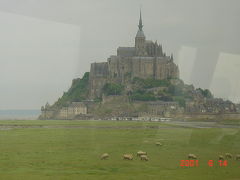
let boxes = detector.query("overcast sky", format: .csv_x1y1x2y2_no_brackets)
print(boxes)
0,0,239,109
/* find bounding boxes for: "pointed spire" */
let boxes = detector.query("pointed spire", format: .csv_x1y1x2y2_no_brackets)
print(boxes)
135,8,145,38
138,9,143,31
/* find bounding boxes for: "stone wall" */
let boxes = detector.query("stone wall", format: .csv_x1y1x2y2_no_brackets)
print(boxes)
108,56,133,83
40,102,88,120
89,56,179,98
89,62,108,98
132,57,154,79
155,58,179,80
107,56,179,82
102,94,128,104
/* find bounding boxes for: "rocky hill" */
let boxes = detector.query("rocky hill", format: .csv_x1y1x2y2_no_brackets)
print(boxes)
39,71,237,120
39,12,238,120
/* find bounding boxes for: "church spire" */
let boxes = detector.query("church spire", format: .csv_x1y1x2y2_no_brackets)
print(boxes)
135,9,145,38
135,8,146,56
138,9,143,31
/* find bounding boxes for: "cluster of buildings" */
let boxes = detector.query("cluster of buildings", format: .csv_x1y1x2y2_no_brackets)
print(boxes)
39,11,239,120
185,98,236,114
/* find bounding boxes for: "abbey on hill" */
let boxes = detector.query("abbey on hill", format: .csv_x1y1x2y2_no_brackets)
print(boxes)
89,11,179,98
39,12,238,120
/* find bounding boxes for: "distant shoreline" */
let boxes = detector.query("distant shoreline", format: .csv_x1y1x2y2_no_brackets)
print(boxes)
0,109,40,120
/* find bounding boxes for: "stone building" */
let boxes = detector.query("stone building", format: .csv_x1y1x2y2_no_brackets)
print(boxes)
185,98,236,114
146,101,181,117
58,102,87,119
89,11,179,98
67,102,87,118
40,102,87,120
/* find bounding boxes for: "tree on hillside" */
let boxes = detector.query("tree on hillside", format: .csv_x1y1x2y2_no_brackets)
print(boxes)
102,83,124,95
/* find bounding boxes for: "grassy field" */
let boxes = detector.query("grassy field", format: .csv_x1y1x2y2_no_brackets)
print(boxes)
0,120,239,180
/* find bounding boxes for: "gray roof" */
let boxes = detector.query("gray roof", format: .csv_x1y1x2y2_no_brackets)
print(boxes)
117,47,135,51
117,47,136,57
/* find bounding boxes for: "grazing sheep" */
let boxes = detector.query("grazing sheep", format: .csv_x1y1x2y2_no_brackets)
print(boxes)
137,151,147,157
188,154,197,159
236,154,240,160
156,142,162,146
123,154,133,160
100,153,109,160
225,153,233,159
140,155,149,161
219,155,224,160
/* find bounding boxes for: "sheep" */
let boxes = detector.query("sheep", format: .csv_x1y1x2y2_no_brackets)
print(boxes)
225,153,233,159
219,155,224,160
188,154,197,159
156,142,162,146
137,151,147,157
236,154,240,160
100,153,109,160
123,154,133,160
140,155,149,161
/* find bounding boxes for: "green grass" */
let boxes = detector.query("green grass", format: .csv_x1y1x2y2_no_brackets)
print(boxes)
0,120,239,180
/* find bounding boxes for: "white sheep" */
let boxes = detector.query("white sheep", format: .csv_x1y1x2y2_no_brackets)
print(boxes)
225,153,232,159
101,153,109,160
219,155,224,160
156,142,162,146
123,154,133,160
137,151,147,157
140,155,149,161
188,154,197,159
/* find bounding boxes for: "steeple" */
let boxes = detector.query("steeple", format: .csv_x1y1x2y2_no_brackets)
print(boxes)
138,9,143,31
135,9,146,56
136,9,145,38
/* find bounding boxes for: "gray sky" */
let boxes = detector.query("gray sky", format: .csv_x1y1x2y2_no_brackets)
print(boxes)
0,0,239,109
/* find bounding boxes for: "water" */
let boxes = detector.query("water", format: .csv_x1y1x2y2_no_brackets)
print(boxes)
0,110,41,120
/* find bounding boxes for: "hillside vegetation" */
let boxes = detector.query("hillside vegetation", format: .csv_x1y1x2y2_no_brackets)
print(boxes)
50,72,214,109
53,72,89,107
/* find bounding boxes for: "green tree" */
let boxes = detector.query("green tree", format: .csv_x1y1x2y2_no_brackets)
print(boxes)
130,90,156,101
102,83,124,95
196,88,213,98
173,96,186,107
203,89,213,98
132,77,170,88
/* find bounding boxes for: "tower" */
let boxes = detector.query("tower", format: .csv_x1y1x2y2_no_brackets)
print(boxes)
135,10,147,56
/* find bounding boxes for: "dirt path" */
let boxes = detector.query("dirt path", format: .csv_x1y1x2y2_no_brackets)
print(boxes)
0,121,239,130
163,121,240,129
